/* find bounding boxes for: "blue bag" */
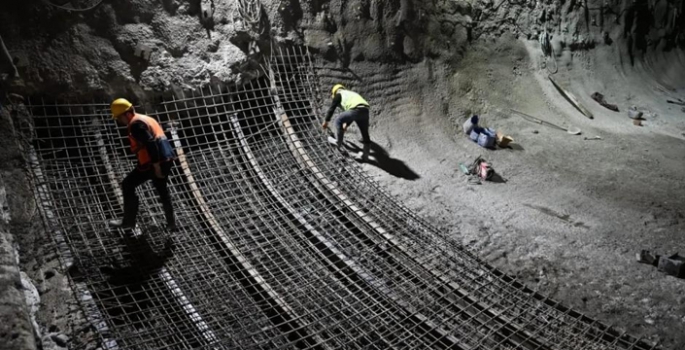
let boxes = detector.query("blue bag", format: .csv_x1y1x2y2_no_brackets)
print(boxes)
477,128,496,148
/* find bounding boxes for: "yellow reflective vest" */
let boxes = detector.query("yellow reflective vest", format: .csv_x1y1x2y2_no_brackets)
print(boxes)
338,90,369,111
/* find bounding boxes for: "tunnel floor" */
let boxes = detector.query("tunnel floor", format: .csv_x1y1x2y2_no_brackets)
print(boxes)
21,46,660,350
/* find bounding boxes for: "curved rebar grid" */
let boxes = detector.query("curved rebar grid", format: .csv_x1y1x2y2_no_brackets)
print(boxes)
93,119,219,347
25,100,225,349
270,51,548,350
269,46,660,350
22,46,660,350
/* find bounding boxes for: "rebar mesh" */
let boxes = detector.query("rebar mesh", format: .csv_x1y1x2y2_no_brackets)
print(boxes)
21,46,659,350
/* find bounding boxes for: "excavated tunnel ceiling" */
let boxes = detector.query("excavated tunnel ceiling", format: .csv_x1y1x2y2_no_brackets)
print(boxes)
19,46,660,350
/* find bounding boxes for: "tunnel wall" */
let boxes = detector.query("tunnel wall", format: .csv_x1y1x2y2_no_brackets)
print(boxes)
1,0,683,97
0,104,38,350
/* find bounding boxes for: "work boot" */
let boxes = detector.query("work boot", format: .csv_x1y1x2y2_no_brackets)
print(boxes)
355,143,370,161
108,219,134,229
328,136,348,156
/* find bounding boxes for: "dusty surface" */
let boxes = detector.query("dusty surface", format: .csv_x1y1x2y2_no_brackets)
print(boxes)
331,37,685,348
312,1,685,348
1,0,685,349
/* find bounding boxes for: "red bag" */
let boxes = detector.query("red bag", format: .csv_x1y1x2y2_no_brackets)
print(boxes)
478,160,494,180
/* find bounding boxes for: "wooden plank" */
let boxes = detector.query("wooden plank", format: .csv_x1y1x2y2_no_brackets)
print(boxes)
549,76,594,119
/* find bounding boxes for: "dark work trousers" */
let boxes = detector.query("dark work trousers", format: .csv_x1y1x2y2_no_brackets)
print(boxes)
121,161,174,227
335,107,370,148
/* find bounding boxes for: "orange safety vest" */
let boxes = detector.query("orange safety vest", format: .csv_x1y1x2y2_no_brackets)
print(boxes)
127,114,167,166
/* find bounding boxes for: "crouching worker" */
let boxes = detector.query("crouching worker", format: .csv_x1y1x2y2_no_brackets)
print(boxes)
322,84,371,160
108,98,177,231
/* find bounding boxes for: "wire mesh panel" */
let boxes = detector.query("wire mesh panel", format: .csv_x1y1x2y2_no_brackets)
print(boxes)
21,46,660,350
268,46,660,350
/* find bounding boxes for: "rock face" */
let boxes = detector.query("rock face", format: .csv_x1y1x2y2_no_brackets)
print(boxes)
1,0,683,97
0,157,37,350
0,1,249,98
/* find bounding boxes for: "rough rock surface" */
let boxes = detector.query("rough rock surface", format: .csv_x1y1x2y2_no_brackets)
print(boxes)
0,109,36,350
2,0,683,95
1,1,251,98
0,239,36,350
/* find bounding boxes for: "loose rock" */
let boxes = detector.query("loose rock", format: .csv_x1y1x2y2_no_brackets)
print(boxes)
50,333,69,347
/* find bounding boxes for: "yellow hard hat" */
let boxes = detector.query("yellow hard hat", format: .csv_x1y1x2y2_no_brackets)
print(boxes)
110,98,133,119
331,84,345,98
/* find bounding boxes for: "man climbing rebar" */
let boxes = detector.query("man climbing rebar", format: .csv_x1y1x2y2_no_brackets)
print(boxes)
108,98,177,231
322,84,371,160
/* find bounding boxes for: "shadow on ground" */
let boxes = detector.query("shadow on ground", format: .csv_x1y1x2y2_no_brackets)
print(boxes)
345,141,420,180
66,232,175,327
503,143,525,151
101,233,174,282
489,172,507,183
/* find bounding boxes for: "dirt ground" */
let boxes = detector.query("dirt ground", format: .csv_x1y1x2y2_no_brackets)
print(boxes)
334,36,685,348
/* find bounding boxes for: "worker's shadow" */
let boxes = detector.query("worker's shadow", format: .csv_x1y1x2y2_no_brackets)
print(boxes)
100,233,174,285
67,233,175,326
345,141,420,180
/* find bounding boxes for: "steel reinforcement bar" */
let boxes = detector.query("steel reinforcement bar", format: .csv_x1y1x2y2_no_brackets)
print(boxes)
230,110,466,349
20,45,660,349
268,61,543,349
270,45,659,350
267,51,559,349
166,83,403,349
272,49,559,349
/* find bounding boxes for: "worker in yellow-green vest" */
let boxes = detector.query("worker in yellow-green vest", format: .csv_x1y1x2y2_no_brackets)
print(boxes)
322,84,371,160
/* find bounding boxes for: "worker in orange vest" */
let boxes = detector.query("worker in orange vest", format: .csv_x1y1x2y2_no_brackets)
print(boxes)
108,98,177,231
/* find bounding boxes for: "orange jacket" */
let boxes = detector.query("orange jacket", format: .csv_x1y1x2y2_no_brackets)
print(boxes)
127,114,174,167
